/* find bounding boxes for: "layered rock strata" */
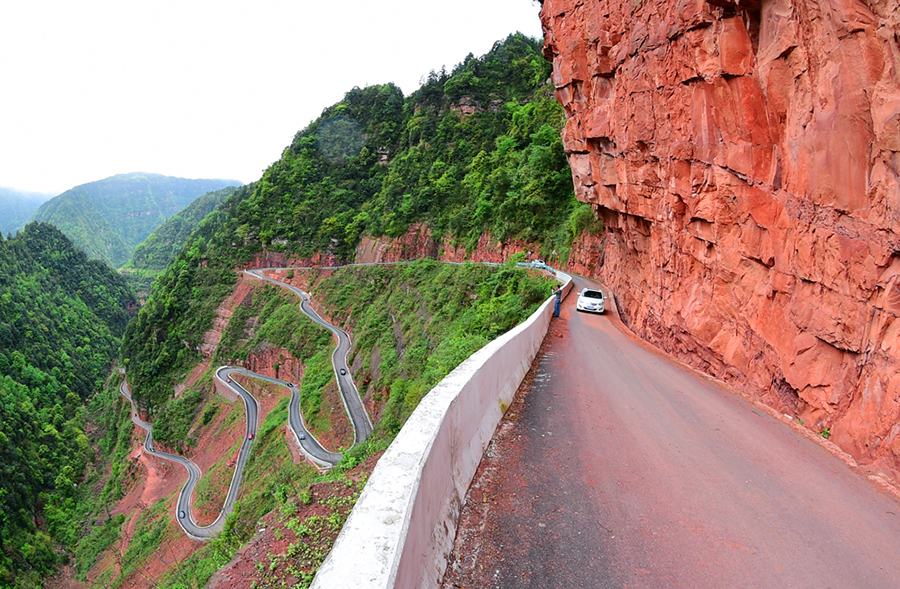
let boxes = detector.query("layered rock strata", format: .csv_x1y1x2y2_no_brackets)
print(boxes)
541,0,900,477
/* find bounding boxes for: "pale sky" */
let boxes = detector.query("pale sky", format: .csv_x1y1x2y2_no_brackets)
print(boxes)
0,1,544,195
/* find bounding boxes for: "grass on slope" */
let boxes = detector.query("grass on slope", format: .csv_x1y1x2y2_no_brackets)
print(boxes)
317,258,554,437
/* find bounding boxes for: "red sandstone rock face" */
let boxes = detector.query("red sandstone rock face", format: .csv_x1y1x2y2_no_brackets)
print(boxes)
355,223,538,265
541,0,900,479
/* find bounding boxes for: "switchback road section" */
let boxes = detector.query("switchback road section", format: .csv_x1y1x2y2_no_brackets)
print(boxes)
443,275,900,589
244,268,373,445
121,268,371,539
119,378,257,540
218,366,343,468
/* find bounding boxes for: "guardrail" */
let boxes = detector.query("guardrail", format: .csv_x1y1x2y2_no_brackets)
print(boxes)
311,269,572,588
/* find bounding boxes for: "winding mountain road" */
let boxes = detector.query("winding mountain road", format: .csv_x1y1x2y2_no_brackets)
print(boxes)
119,377,256,540
121,267,373,539
244,268,373,445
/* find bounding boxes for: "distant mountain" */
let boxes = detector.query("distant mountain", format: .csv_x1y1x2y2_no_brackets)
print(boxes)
0,187,54,234
31,173,241,268
122,184,246,298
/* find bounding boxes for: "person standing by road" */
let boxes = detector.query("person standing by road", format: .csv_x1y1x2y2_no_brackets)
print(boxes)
553,286,562,317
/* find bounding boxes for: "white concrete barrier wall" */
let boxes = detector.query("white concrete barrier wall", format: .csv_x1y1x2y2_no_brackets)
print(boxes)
312,271,572,589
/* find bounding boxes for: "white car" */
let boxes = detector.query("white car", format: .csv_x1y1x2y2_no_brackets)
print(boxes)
576,288,606,314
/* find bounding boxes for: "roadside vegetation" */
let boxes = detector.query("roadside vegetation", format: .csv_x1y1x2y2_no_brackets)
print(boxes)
318,259,553,436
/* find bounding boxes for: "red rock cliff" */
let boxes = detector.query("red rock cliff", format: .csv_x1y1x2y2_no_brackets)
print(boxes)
541,0,900,477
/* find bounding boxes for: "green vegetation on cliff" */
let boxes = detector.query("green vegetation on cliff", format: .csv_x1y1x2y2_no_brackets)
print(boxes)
122,34,581,412
31,173,241,268
0,223,135,585
317,260,551,436
218,33,579,261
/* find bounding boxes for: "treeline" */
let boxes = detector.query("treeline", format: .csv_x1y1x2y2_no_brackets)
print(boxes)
122,33,584,411
0,223,135,584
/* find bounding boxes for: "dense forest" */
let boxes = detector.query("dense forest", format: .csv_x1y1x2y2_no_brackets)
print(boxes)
123,33,584,412
121,185,243,297
0,223,135,584
32,173,241,268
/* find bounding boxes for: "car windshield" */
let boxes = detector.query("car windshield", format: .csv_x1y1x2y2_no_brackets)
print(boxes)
582,290,603,299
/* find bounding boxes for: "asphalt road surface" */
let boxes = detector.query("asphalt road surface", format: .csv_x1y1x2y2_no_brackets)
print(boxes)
245,268,373,444
222,366,343,467
443,275,900,588
120,376,257,540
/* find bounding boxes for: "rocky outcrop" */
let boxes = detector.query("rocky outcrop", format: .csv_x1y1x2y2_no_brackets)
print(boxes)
541,0,900,478
242,345,304,383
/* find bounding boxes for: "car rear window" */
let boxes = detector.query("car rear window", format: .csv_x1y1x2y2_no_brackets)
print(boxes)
582,290,603,299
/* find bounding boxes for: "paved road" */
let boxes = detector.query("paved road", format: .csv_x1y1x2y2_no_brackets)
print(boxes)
120,376,257,540
222,366,343,467
119,269,372,539
245,268,373,445
444,275,900,588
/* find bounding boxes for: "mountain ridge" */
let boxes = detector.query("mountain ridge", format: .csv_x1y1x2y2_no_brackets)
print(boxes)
32,172,241,268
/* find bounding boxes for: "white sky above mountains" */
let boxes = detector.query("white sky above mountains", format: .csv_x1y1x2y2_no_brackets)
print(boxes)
0,1,544,195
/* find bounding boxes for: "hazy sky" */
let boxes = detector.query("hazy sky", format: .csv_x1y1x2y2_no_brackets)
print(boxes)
0,1,544,195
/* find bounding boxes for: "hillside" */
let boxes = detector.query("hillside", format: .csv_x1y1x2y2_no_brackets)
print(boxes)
121,185,244,298
0,187,54,234
0,223,135,586
31,173,241,268
122,33,586,412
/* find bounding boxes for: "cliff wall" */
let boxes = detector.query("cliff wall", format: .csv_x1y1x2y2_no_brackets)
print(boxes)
540,0,900,477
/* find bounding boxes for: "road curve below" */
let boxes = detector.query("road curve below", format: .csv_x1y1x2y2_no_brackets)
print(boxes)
123,261,543,539
120,268,375,539
119,378,257,540
444,274,900,588
219,366,343,467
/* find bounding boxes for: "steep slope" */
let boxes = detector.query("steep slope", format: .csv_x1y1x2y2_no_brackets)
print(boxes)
0,223,135,585
0,187,54,234
541,0,900,477
121,185,244,298
32,173,241,268
122,33,583,412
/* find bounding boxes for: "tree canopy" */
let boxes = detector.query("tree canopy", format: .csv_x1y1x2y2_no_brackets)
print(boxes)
0,223,135,582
